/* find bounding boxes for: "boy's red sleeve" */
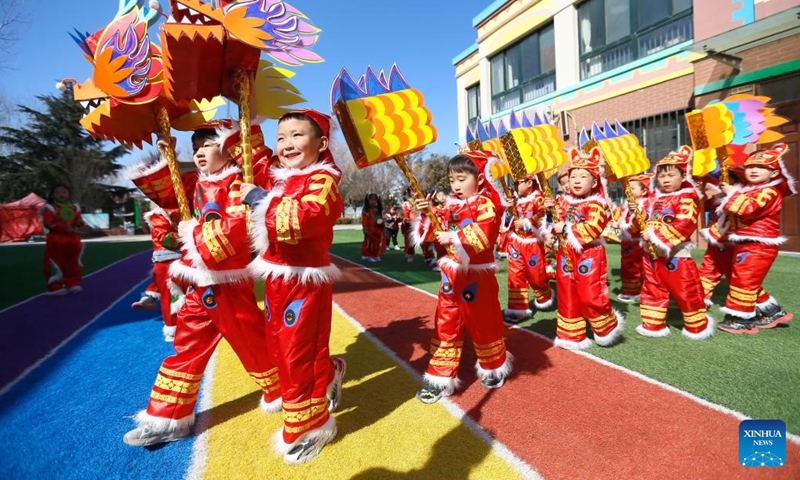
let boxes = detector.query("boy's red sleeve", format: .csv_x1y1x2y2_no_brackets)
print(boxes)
149,213,180,250
451,195,499,262
724,187,781,220
564,200,608,252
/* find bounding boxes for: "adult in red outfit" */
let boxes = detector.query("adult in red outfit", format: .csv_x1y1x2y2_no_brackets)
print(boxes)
122,122,282,447
242,110,346,465
412,150,513,404
43,184,85,295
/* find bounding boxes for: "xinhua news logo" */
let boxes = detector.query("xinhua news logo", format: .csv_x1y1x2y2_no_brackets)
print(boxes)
739,420,786,467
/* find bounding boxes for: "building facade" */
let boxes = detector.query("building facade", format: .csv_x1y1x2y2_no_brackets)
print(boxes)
454,0,800,250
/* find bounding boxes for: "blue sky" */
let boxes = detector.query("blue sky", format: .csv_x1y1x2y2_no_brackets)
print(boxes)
0,0,481,167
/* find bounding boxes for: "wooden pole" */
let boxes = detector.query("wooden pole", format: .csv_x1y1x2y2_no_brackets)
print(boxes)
538,172,572,271
234,70,254,184
156,106,191,221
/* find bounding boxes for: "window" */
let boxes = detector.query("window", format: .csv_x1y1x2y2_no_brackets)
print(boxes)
578,0,692,79
760,74,800,104
467,84,481,128
490,24,556,114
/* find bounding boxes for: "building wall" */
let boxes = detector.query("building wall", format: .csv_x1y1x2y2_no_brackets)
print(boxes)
694,0,799,42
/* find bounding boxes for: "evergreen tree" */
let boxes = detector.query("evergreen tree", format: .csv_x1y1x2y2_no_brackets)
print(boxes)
0,89,128,207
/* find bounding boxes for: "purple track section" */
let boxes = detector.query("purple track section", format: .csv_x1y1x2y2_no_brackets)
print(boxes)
0,251,151,390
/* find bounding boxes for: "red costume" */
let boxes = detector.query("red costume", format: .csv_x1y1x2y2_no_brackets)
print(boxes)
43,201,84,293
551,148,623,350
699,181,735,307
248,110,344,453
637,146,714,339
402,198,418,261
413,151,512,394
717,144,795,332
125,124,281,437
360,203,385,261
143,208,184,339
616,173,653,300
502,177,553,320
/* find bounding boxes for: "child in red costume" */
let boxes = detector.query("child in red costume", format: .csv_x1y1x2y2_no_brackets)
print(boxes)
142,207,184,342
43,185,84,295
401,188,416,262
123,122,281,447
616,173,652,303
502,174,553,323
383,206,401,250
360,193,385,263
411,190,445,270
412,151,513,404
242,110,346,465
635,146,714,339
546,148,623,350
698,171,740,307
706,144,795,333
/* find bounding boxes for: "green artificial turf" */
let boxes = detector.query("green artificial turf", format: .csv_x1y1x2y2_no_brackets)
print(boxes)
331,229,800,434
0,240,152,310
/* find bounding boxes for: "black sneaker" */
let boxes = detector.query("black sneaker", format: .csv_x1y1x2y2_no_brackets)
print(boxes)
415,383,452,404
718,317,758,335
754,306,793,329
480,376,505,389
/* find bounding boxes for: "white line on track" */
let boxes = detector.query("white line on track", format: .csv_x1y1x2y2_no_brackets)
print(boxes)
186,351,218,480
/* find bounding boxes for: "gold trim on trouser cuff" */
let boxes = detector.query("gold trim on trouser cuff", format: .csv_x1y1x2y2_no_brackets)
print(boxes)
429,359,460,367
430,345,462,358
284,411,329,434
283,398,327,424
159,367,203,381
588,313,615,331
150,390,197,405
154,374,200,395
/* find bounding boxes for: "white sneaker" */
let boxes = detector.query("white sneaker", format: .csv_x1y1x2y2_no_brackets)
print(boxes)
164,333,175,342
326,358,347,411
123,424,190,447
393,245,401,251
45,288,68,296
284,427,338,465
617,294,640,303
68,286,83,294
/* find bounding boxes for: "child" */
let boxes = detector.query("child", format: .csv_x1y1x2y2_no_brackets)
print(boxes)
412,150,512,404
502,174,553,323
698,172,737,306
122,122,282,447
412,190,445,270
242,109,346,465
131,277,160,310
707,144,795,333
361,193,385,263
43,184,84,295
384,206,401,250
547,148,623,349
636,146,714,339
142,207,184,342
616,173,652,303
401,187,416,262
431,190,449,263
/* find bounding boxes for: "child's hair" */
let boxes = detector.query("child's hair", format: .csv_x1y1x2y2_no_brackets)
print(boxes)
432,190,447,207
279,112,324,138
362,193,382,216
447,154,479,177
47,184,70,203
403,186,413,198
191,128,217,146
656,164,683,176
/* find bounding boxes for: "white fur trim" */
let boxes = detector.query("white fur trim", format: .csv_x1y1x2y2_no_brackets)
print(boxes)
120,158,168,181
682,313,715,340
475,351,513,380
643,229,673,257
635,324,671,338
533,289,555,310
757,296,779,309
563,222,586,253
704,299,714,308
504,308,533,318
509,232,539,244
198,163,241,183
162,325,176,337
269,162,341,184
726,233,786,245
272,414,337,456
145,290,160,299
132,410,194,432
654,186,697,198
422,372,461,392
249,187,284,253
168,261,250,287
449,232,471,269
212,122,240,154
410,215,431,249
437,257,496,275
561,193,608,207
700,227,719,245
168,279,185,315
720,306,757,319
259,396,283,414
248,256,339,285
178,218,207,270
553,337,593,350
143,207,172,229
593,310,625,347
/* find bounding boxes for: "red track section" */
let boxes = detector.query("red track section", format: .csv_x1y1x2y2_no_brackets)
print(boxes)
331,257,800,480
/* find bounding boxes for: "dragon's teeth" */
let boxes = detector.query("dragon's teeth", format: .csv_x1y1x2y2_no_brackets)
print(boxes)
180,16,191,23
176,3,187,11
79,100,89,109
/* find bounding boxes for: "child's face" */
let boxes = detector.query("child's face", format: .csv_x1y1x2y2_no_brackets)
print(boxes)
656,167,684,193
449,170,481,200
744,165,778,185
193,137,229,175
276,118,328,169
53,186,70,202
516,178,532,196
368,195,378,206
389,207,396,215
630,180,645,199
434,191,447,204
569,169,597,197
558,176,570,194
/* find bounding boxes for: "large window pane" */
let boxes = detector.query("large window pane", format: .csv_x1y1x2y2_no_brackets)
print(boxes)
467,84,480,119
672,0,691,13
490,55,505,95
637,0,669,28
578,0,604,54
539,24,555,73
605,0,631,44
520,34,539,82
506,44,522,89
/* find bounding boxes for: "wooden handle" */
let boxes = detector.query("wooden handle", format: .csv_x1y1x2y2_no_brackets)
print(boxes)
156,107,191,221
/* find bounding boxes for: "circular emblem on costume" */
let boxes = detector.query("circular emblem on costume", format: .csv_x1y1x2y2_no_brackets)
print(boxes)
666,258,678,272
441,282,453,294
264,305,271,322
461,282,478,303
527,254,539,268
283,298,305,328
201,287,217,309
662,214,675,225
60,208,76,221
284,310,296,326
623,246,631,255
577,259,593,276
735,252,749,264
509,246,520,260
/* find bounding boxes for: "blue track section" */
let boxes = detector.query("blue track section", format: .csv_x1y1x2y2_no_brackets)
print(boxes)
0,279,194,480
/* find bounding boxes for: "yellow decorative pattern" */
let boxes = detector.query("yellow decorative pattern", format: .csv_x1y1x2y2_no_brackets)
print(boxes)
150,391,197,405
159,367,203,381
202,220,227,263
155,374,200,395
462,224,489,253
213,219,235,257
301,173,338,216
275,197,296,243
283,412,328,434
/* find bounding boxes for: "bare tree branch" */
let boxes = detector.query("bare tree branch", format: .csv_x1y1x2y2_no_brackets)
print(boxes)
0,0,26,70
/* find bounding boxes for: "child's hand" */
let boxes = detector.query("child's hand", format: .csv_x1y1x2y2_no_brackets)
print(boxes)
415,193,432,212
240,183,256,198
156,135,177,151
719,183,734,195
553,222,566,234
628,200,638,211
513,219,525,230
705,183,722,197
435,231,451,246
543,198,555,209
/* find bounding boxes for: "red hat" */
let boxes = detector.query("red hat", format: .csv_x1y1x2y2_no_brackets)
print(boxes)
566,146,610,200
743,143,796,197
290,108,332,138
461,150,504,208
629,173,654,197
653,145,699,194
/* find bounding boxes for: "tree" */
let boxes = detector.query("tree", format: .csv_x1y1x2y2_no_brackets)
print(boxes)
0,90,129,206
418,152,450,193
0,0,25,70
